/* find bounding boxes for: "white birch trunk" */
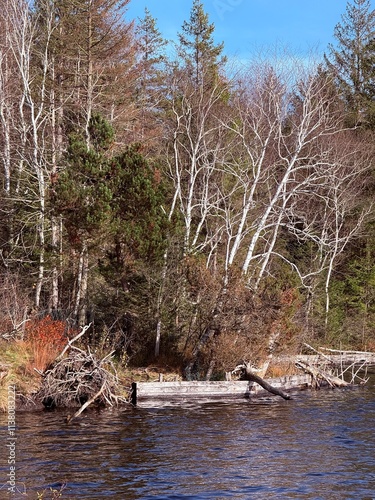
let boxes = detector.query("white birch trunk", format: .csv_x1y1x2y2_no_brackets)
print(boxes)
0,49,11,194
242,153,299,275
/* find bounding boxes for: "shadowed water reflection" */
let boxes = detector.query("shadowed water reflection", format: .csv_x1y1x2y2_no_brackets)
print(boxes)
1,377,375,499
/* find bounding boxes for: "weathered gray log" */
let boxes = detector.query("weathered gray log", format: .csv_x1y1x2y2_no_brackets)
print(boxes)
276,349,375,368
132,375,311,405
295,359,350,388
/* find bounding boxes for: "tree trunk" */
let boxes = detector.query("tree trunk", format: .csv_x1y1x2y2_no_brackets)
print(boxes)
75,243,89,326
239,363,292,400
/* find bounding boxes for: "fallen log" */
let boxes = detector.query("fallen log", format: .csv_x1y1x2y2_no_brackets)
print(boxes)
295,359,350,388
233,363,292,400
132,375,312,405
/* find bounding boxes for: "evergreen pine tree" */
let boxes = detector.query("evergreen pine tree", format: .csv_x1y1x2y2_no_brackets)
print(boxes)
177,0,226,86
325,0,375,125
134,8,167,144
136,8,167,66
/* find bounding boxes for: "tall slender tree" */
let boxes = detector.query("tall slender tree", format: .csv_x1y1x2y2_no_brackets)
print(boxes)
177,0,226,86
156,0,231,370
325,0,375,124
135,8,166,84
31,0,135,312
134,8,167,146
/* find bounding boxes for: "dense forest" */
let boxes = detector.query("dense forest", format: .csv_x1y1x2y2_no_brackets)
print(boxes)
1,0,375,380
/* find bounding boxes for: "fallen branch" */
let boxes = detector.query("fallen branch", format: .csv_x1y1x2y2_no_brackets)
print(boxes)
295,360,350,388
56,323,92,361
233,363,292,400
348,360,369,385
66,382,106,424
303,343,333,363
318,347,374,355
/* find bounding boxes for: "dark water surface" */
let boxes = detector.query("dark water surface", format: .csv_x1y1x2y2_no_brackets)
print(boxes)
1,377,375,499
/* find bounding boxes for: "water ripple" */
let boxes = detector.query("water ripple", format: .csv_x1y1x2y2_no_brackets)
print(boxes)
0,378,374,499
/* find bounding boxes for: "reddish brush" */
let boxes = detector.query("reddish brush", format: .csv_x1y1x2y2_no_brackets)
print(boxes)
25,316,73,373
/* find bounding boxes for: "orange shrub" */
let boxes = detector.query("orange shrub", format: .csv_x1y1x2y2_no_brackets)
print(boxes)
25,315,71,373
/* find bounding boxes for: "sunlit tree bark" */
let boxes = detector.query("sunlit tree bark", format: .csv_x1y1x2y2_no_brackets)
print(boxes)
220,61,369,299
4,0,55,308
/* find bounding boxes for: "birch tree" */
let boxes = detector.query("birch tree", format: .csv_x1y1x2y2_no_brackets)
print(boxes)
2,0,56,308
0,10,13,196
153,0,231,362
167,0,229,256
219,62,367,293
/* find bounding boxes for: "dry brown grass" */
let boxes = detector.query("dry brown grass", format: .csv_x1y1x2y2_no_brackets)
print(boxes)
266,361,300,378
121,365,183,384
23,340,63,375
0,340,41,411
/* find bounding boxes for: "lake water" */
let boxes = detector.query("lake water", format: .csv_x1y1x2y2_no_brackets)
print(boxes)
1,376,375,499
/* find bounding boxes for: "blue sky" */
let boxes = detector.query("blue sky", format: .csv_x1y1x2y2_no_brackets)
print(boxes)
126,0,374,62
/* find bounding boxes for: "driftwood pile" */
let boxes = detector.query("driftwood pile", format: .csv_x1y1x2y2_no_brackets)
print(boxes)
231,344,371,400
294,344,370,388
295,359,350,389
36,325,129,422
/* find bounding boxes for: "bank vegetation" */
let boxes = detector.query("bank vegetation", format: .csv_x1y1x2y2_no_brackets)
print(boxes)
1,0,375,405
